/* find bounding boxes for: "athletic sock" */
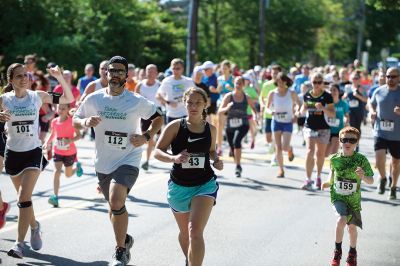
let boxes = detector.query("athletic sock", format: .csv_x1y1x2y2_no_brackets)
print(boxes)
335,242,342,251
349,247,356,254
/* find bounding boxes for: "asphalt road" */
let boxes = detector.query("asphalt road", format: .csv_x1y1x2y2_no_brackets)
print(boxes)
0,123,399,266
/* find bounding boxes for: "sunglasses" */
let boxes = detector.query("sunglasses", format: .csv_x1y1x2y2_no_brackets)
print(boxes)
312,81,323,85
340,138,358,144
386,75,398,79
108,69,126,75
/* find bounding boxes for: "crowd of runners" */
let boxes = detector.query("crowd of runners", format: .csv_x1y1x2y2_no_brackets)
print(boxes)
0,54,399,266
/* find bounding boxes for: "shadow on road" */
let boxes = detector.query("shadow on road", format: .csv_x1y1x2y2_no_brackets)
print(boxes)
127,195,169,209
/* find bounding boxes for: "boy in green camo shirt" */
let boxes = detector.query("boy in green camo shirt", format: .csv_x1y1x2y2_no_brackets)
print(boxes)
322,126,374,266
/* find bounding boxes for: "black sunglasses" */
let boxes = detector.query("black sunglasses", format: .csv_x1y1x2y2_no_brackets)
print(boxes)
340,138,358,144
386,75,398,79
312,81,323,85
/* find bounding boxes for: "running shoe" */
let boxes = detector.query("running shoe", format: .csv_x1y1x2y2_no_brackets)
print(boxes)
48,195,59,208
315,177,322,190
301,179,314,190
7,242,25,259
389,187,397,200
0,202,10,229
378,178,387,194
76,162,83,177
346,252,357,266
250,140,255,149
235,165,242,178
276,170,285,178
270,155,278,167
141,161,149,171
30,221,43,250
288,147,294,162
267,144,275,154
125,234,134,263
112,247,128,266
331,249,342,266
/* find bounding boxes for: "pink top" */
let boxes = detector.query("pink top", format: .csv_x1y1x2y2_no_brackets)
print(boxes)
53,85,80,108
51,116,77,156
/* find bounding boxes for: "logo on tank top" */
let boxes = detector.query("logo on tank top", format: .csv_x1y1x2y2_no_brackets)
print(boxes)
187,137,204,143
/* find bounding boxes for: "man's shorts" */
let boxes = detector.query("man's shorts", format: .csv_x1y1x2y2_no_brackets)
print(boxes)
304,128,330,145
374,137,400,159
167,177,219,213
264,118,272,133
5,147,48,177
271,120,293,133
333,200,362,229
97,165,139,201
54,153,77,167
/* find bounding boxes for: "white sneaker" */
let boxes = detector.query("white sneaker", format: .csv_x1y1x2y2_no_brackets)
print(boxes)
270,154,278,166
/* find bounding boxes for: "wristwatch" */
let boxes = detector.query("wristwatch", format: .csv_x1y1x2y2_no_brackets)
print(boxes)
143,131,151,141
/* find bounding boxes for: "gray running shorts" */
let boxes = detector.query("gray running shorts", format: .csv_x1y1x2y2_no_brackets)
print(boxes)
97,165,139,201
333,200,362,229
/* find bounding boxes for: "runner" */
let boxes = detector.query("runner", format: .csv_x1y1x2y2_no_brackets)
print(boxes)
53,70,81,107
135,64,162,171
301,72,335,190
154,87,223,266
326,84,350,157
243,73,260,149
0,122,10,229
265,73,299,177
322,127,374,266
0,63,74,259
370,67,400,199
125,64,137,92
201,61,219,127
73,56,163,265
215,60,234,156
77,64,97,95
43,104,83,207
156,58,195,123
260,64,281,164
218,76,257,178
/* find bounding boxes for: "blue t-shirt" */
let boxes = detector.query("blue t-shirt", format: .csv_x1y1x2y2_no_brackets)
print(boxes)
202,74,219,103
294,74,309,94
329,100,349,134
78,76,97,95
368,84,380,99
371,85,400,141
217,75,234,95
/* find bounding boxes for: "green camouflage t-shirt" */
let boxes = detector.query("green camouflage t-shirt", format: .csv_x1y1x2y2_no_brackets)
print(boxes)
329,152,374,211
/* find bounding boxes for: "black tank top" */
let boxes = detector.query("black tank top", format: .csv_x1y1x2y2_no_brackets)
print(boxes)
226,92,249,129
170,118,215,187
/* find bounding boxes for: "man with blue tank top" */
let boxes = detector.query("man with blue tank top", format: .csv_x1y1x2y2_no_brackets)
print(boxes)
370,67,400,200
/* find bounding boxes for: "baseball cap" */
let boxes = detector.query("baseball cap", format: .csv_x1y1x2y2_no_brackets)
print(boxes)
193,65,204,74
242,74,251,81
201,61,215,70
254,65,262,72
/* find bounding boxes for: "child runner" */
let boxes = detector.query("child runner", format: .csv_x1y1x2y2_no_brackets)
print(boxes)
43,104,83,207
322,126,374,266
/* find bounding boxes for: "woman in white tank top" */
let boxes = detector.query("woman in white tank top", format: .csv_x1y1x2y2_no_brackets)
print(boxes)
0,63,74,259
266,73,300,177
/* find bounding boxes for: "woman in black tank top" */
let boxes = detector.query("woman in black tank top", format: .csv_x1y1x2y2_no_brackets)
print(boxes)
155,87,223,265
218,76,257,177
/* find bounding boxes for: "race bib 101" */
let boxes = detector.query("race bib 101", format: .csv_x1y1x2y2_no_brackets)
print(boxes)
11,120,34,138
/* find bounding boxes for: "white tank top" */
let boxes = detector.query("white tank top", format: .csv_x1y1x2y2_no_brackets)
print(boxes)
2,90,42,151
94,79,105,91
272,89,293,123
139,79,161,107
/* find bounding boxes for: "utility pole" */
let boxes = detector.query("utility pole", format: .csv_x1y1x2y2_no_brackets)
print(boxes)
186,0,199,76
356,0,366,60
259,0,266,66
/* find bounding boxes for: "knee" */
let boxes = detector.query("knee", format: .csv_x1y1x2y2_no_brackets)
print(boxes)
392,158,400,166
65,171,73,178
109,198,125,211
55,169,62,175
188,223,204,242
337,216,347,228
347,224,357,234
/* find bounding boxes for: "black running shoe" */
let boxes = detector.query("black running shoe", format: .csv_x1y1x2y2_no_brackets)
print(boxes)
378,178,387,194
389,187,397,200
235,165,242,178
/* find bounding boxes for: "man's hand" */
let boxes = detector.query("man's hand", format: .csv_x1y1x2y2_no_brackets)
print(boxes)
85,116,101,127
129,134,147,147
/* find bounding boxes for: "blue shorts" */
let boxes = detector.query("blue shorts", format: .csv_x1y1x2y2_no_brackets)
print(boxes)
167,177,219,213
264,118,272,133
271,120,293,133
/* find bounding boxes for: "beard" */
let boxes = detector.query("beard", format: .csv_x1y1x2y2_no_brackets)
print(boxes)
108,78,126,91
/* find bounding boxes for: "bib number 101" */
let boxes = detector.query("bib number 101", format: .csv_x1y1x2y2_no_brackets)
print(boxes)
16,125,30,133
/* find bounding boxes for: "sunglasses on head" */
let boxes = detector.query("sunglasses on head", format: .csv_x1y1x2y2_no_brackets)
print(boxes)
340,137,358,144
